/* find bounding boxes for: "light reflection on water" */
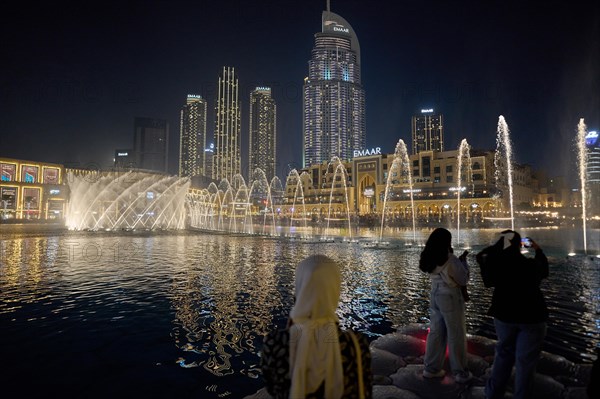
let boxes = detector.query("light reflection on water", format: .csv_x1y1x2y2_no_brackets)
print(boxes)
0,226,598,398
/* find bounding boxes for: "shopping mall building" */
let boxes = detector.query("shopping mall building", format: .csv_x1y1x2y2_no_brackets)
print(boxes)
281,148,537,222
0,158,67,221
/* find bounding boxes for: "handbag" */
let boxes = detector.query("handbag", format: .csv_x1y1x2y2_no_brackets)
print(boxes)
348,331,366,399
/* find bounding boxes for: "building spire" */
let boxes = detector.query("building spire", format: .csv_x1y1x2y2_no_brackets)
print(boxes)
326,0,330,12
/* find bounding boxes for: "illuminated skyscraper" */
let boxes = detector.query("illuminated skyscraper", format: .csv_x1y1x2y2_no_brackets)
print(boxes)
213,67,241,182
411,109,444,155
303,7,365,168
249,87,276,180
204,142,214,180
179,94,207,177
133,117,169,173
586,130,600,213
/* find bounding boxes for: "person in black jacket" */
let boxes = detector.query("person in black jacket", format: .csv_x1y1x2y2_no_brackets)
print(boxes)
476,230,549,399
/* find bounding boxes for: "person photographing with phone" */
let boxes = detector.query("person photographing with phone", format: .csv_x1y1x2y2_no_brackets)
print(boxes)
521,237,533,248
419,228,472,383
476,230,549,399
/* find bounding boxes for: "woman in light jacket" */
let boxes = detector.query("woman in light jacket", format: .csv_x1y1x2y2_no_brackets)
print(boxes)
419,228,472,383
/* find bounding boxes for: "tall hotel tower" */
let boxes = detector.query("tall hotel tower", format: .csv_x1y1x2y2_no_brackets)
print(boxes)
213,67,241,182
179,94,207,177
303,7,365,168
411,109,444,155
249,87,277,180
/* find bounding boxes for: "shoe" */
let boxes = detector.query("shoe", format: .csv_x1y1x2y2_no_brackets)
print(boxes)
423,369,446,378
454,371,473,383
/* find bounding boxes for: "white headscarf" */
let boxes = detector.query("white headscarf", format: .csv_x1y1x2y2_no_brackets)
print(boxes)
288,255,344,399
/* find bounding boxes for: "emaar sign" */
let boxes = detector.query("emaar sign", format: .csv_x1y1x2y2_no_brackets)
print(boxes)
353,147,381,157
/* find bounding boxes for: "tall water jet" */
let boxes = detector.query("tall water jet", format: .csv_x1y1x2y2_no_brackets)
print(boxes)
576,118,588,253
456,139,473,246
325,157,353,239
285,169,309,236
380,139,416,242
495,116,515,230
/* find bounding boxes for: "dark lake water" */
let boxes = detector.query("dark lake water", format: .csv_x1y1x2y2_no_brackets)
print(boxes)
0,225,598,398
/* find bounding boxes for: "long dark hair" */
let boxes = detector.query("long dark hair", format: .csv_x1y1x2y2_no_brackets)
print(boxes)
419,228,452,273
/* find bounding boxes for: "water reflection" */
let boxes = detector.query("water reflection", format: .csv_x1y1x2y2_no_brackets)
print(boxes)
0,226,598,397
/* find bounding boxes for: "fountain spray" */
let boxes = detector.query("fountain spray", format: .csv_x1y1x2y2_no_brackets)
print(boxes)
495,116,515,230
456,139,473,246
380,140,416,242
576,118,588,253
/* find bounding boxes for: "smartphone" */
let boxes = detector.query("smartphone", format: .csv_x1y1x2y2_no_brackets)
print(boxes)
521,237,533,248
459,250,469,260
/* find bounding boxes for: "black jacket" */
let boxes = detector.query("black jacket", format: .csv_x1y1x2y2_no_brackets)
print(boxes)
476,245,549,323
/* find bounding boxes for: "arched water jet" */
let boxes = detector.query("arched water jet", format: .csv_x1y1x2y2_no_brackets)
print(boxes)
380,140,416,242
232,182,251,234
286,169,310,237
325,157,353,239
220,188,234,231
66,171,189,230
265,176,284,235
248,168,279,236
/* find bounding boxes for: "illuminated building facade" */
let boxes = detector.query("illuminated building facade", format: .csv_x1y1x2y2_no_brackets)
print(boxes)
204,143,214,181
213,66,241,183
586,130,600,214
249,87,277,180
282,149,509,222
412,109,444,155
0,158,66,220
303,8,365,167
179,95,207,177
134,117,169,173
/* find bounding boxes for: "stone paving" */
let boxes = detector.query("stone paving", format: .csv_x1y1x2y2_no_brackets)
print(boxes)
245,323,594,399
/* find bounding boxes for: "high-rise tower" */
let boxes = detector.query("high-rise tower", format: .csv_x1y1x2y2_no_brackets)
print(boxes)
411,109,444,155
249,87,277,180
586,130,600,214
133,117,169,173
179,94,207,177
213,66,241,182
303,7,365,168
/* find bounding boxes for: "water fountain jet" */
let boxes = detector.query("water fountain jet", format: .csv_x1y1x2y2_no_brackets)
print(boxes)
456,139,474,246
495,116,515,230
576,118,588,253
380,139,416,242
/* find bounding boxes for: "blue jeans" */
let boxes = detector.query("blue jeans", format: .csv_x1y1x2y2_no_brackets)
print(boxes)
424,280,468,374
486,319,546,399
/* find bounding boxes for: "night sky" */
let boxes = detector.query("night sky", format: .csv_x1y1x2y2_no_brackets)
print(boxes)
2,0,599,183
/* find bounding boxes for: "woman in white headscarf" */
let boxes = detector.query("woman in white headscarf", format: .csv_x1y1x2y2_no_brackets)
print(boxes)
261,254,372,398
